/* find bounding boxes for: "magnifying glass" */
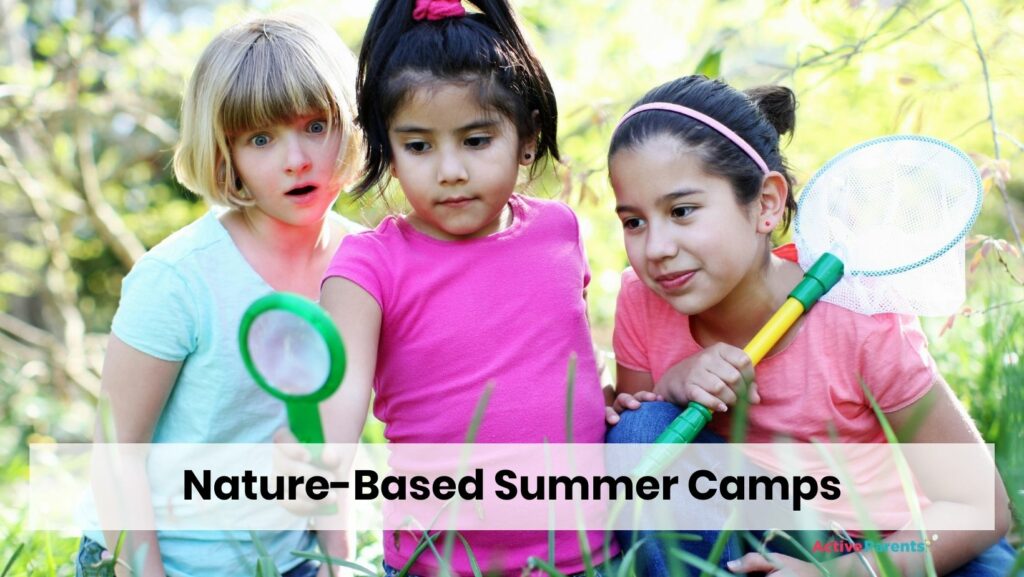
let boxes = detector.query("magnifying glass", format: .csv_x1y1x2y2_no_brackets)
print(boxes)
239,292,346,454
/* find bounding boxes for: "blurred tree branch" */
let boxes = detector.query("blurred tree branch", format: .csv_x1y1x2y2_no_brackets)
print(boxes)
961,0,1024,254
772,2,956,89
75,105,147,268
0,136,99,397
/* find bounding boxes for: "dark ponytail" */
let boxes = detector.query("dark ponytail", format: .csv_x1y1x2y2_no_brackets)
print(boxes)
610,75,798,233
744,85,796,142
354,0,559,196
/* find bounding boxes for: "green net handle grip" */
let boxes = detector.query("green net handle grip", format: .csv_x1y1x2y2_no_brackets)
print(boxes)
654,402,712,444
630,402,711,477
632,253,844,476
789,252,845,310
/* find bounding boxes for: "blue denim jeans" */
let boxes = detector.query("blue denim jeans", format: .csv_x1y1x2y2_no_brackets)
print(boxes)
605,401,739,577
74,536,320,577
946,539,1017,577
606,402,1020,577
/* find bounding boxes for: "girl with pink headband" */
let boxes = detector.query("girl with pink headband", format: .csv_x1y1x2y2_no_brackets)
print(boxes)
605,76,1012,577
313,0,615,575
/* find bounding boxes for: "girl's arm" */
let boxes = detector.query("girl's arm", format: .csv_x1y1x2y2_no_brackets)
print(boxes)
605,364,662,425
312,277,381,572
879,378,1011,574
730,378,1012,577
319,277,377,443
96,335,181,577
617,364,655,396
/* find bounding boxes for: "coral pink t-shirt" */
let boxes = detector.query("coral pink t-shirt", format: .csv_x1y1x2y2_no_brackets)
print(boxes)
612,248,938,444
325,195,612,576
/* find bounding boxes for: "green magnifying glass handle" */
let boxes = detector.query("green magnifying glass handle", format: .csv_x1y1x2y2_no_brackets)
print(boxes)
285,401,338,514
287,401,325,451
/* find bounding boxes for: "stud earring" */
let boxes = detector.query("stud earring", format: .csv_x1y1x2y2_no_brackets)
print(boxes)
524,152,533,160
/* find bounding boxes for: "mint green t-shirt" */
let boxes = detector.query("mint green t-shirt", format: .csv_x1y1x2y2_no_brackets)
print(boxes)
87,210,359,576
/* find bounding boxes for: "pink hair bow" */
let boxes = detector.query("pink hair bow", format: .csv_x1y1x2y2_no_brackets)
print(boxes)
413,0,466,20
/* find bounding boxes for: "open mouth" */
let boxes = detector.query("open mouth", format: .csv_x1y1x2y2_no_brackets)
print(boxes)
286,185,316,196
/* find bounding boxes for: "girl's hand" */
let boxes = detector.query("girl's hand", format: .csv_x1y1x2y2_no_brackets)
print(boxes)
605,391,664,425
727,552,820,577
272,428,341,516
655,343,759,413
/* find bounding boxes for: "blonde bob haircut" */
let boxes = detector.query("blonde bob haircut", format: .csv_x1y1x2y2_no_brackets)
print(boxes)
173,12,363,208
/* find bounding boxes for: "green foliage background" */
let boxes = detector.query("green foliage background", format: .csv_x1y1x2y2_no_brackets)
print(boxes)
1,0,1022,573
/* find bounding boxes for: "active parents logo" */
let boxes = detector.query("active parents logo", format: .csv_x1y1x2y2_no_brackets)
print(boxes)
813,535,937,554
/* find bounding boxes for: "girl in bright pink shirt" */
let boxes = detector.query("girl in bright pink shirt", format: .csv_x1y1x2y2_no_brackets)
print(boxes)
316,0,613,575
605,75,1012,577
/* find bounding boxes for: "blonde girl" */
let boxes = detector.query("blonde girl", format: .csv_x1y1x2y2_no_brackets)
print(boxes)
78,13,363,577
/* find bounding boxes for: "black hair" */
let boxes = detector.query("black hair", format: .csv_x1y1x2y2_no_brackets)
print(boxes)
609,75,798,232
354,0,559,196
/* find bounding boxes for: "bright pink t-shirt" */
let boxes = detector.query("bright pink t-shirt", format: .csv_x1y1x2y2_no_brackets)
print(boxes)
325,195,612,576
612,264,938,444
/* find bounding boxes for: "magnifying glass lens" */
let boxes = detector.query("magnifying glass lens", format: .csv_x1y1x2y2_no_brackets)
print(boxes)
247,309,330,396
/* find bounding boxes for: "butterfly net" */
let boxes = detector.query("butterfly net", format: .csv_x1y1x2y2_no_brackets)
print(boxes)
794,135,982,316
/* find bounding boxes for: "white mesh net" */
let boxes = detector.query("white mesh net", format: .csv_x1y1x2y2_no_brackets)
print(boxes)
794,135,982,316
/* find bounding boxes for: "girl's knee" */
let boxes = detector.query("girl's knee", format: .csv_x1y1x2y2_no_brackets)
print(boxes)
607,401,729,445
606,401,683,444
75,537,111,577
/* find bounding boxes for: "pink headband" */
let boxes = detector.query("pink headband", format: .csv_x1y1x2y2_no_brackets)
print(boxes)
413,0,466,21
614,102,770,175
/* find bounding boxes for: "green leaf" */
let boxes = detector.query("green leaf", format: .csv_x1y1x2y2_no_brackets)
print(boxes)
694,48,723,78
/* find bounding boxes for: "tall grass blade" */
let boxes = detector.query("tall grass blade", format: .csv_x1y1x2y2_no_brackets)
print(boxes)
1,543,23,577
667,549,734,577
292,551,379,577
454,532,483,577
111,531,126,563
249,532,282,577
397,531,441,577
615,535,651,577
442,382,495,571
565,353,577,444
526,555,568,577
859,379,934,577
699,530,733,577
756,530,831,576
